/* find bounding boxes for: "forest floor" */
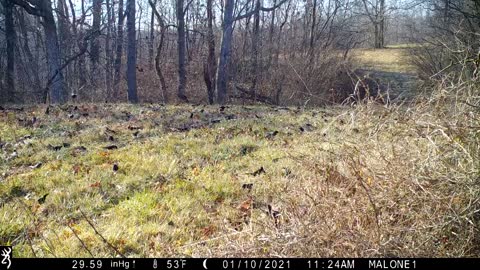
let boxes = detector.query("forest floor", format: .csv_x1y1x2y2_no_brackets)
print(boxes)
1,48,479,258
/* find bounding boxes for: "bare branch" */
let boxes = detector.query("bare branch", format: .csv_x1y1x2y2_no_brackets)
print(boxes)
80,210,126,258
234,0,289,21
10,0,45,17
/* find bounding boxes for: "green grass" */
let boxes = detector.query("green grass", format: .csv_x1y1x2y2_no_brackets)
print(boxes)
1,101,478,257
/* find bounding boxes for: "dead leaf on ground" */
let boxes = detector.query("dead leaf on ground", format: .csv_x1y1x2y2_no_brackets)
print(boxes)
238,197,253,213
128,125,143,130
201,225,216,237
242,183,253,191
89,181,101,188
251,167,266,176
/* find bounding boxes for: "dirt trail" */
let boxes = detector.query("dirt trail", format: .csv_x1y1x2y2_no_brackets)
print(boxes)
352,46,419,101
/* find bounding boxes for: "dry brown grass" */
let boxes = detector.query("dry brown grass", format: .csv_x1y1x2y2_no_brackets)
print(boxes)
2,94,478,257
351,47,417,74
180,98,479,257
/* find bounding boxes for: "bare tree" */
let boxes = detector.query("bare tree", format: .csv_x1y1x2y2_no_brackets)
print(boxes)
12,0,67,103
113,0,125,99
90,0,102,87
148,0,156,70
126,0,138,102
361,0,386,48
203,0,216,104
105,0,114,99
216,0,288,104
215,0,235,104
149,0,169,103
176,0,188,102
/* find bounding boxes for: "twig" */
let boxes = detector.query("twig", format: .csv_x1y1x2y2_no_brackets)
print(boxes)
25,231,37,258
14,198,57,257
348,158,381,237
80,210,126,258
66,222,95,257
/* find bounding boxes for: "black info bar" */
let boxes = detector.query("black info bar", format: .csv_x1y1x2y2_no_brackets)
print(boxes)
1,258,479,270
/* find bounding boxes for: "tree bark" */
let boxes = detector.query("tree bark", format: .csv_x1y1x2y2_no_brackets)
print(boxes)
90,0,102,87
309,0,317,56
250,0,261,101
204,0,216,104
216,0,235,104
378,0,385,48
42,0,67,103
113,0,125,99
105,0,114,100
176,0,188,102
18,8,41,90
126,0,138,103
137,3,142,60
76,0,87,90
149,0,168,103
57,0,71,89
3,0,15,103
148,0,156,70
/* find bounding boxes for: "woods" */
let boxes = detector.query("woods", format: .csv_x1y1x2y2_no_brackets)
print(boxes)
1,0,461,105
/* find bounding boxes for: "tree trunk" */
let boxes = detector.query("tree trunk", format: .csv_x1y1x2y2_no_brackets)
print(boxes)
148,0,156,70
267,0,277,68
126,0,138,103
176,0,188,102
149,0,168,103
76,0,87,90
250,0,261,101
379,0,385,48
155,36,168,103
90,0,102,88
204,0,216,104
42,0,67,103
113,0,125,99
18,9,41,91
374,22,381,48
105,0,114,100
3,0,15,103
309,0,317,56
216,0,235,105
137,3,142,60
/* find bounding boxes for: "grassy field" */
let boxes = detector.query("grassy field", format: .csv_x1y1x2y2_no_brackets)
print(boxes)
1,47,479,258
1,101,478,257
350,47,417,74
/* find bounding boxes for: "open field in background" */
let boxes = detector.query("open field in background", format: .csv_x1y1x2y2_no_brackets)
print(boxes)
350,47,417,74
349,46,420,101
0,100,478,257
